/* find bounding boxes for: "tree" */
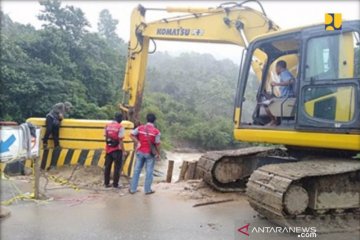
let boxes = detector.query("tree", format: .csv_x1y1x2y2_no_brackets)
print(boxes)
0,10,125,122
97,9,124,51
98,10,118,40
38,0,90,41
0,20,66,121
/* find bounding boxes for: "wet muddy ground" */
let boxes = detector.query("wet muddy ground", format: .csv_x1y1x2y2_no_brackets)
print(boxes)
1,159,359,240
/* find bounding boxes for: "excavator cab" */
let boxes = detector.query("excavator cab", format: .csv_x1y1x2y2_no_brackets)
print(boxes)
234,20,360,150
228,22,360,232
240,33,300,126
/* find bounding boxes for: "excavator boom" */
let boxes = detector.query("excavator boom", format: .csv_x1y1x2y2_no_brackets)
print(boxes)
120,1,279,122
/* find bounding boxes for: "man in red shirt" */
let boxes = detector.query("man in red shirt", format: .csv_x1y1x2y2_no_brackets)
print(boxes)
104,112,126,188
129,113,161,195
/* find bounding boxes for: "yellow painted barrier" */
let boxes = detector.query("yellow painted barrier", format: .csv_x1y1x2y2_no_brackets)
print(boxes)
23,118,136,177
0,159,33,173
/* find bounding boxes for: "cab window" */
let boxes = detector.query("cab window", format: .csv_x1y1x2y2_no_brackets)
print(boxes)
305,31,360,81
240,36,300,126
302,31,359,124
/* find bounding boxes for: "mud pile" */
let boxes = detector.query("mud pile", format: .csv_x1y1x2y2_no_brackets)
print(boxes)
154,179,243,203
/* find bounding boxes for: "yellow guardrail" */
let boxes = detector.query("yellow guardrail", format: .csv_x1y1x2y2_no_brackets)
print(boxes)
14,118,137,177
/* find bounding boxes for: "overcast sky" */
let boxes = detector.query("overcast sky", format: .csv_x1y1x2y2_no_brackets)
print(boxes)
2,1,359,63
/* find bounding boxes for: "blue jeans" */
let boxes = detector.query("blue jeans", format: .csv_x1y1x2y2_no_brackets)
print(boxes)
130,152,155,193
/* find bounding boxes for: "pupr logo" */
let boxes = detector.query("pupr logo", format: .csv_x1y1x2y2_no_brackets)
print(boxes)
325,13,342,31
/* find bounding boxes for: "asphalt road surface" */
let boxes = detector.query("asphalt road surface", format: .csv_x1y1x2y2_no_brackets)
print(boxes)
1,178,359,240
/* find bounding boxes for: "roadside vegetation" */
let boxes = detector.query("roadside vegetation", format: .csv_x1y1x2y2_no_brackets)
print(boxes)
1,0,246,150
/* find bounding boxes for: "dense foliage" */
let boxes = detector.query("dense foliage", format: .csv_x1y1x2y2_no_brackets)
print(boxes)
0,0,126,122
1,0,244,150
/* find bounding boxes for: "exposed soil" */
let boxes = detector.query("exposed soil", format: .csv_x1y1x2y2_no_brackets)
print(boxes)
41,163,243,205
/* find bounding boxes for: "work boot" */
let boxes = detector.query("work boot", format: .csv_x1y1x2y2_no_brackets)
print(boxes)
145,190,155,195
128,189,137,194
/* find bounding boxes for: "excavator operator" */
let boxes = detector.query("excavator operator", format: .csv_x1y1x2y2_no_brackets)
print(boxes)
262,60,295,126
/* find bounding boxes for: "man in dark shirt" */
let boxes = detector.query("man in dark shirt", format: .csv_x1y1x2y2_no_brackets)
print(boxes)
43,102,72,148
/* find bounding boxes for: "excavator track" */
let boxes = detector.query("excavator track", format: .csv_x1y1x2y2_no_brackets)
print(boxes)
247,159,360,233
196,146,292,192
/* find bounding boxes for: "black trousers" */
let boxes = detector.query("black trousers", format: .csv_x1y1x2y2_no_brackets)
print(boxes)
104,150,123,187
43,115,60,147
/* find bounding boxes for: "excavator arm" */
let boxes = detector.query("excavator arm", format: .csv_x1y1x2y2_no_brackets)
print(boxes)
120,1,280,123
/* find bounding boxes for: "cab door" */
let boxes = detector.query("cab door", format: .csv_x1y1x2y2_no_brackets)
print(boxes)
297,22,360,132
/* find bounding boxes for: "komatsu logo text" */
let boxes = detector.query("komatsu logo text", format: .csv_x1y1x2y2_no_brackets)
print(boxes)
156,28,204,36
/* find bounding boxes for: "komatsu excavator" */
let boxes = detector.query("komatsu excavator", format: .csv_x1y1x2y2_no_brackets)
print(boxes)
121,1,360,232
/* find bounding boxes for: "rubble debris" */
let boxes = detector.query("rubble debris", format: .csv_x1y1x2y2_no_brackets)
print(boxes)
193,199,234,208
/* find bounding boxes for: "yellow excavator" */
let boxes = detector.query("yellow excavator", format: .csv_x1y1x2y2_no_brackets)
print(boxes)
121,1,360,232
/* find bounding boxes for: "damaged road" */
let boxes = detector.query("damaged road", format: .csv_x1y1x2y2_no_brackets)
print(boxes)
1,166,359,240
